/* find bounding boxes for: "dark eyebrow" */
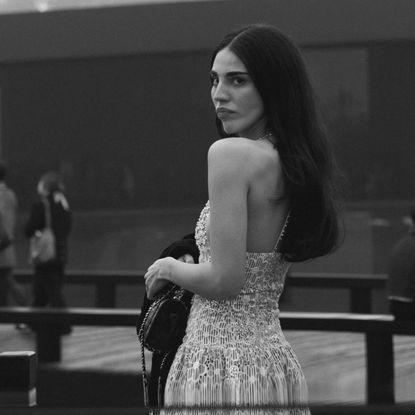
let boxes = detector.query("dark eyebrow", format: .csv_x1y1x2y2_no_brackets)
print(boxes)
227,71,249,77
209,70,249,77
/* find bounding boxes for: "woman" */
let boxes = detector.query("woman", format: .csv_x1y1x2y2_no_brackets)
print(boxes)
144,24,339,413
25,171,72,334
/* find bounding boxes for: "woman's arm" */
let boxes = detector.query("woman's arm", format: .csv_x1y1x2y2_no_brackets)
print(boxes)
145,138,250,300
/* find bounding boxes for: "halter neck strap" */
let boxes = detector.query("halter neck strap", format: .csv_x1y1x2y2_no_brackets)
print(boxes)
273,211,290,252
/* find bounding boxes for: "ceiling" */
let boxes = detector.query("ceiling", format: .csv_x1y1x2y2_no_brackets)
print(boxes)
0,0,210,14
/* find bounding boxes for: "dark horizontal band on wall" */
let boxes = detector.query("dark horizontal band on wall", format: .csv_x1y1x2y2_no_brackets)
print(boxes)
1,0,415,62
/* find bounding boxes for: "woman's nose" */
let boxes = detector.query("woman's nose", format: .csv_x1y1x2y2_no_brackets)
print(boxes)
212,81,230,102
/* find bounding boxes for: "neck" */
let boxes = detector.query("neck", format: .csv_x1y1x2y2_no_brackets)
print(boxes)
237,117,268,139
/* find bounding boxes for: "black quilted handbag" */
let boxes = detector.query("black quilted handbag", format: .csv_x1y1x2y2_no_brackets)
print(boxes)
137,285,190,407
138,285,189,353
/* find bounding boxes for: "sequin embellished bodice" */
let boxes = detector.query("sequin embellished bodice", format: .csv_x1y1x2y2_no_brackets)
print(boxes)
194,200,290,296
164,201,309,414
187,200,291,347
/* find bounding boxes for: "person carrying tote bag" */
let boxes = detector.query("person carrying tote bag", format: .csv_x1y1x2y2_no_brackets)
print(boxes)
24,171,72,335
29,198,56,265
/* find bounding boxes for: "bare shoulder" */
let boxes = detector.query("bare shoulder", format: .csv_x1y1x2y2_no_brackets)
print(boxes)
211,137,280,169
208,137,266,166
208,137,251,155
207,138,249,174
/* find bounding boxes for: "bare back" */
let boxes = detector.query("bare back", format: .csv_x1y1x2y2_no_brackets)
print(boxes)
244,138,289,252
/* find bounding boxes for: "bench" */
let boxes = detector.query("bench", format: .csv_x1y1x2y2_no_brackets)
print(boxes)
0,351,37,407
1,307,414,405
14,270,387,312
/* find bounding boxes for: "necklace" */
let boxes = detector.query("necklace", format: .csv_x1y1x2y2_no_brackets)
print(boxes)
257,132,275,145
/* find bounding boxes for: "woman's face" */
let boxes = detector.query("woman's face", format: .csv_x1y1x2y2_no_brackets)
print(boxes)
210,47,266,138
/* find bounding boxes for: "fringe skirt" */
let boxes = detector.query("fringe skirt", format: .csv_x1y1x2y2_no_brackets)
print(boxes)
162,343,310,415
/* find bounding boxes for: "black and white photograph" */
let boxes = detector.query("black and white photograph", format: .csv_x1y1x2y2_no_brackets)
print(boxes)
0,1,414,414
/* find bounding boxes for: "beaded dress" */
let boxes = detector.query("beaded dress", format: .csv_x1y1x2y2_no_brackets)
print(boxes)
164,201,310,414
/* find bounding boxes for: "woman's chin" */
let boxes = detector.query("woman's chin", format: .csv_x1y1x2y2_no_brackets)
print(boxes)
222,124,237,136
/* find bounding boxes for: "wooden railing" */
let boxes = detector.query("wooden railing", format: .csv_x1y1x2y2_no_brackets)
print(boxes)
14,269,387,312
288,272,387,313
15,269,140,309
0,306,414,405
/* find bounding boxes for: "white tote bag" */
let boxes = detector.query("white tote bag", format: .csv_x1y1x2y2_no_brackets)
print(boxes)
29,199,56,265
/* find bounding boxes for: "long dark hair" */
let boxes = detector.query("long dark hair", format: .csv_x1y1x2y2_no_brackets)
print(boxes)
211,24,340,262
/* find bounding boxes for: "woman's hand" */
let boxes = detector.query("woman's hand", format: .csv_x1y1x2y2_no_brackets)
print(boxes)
144,254,195,299
144,257,173,300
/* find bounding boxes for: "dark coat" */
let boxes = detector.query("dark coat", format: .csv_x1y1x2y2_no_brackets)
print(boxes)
138,234,199,408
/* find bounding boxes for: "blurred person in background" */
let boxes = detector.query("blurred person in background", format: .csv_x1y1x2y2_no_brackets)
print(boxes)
0,160,27,311
24,171,72,334
388,207,415,320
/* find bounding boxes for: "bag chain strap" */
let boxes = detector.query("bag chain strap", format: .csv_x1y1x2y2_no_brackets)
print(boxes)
138,285,179,410
140,336,149,408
